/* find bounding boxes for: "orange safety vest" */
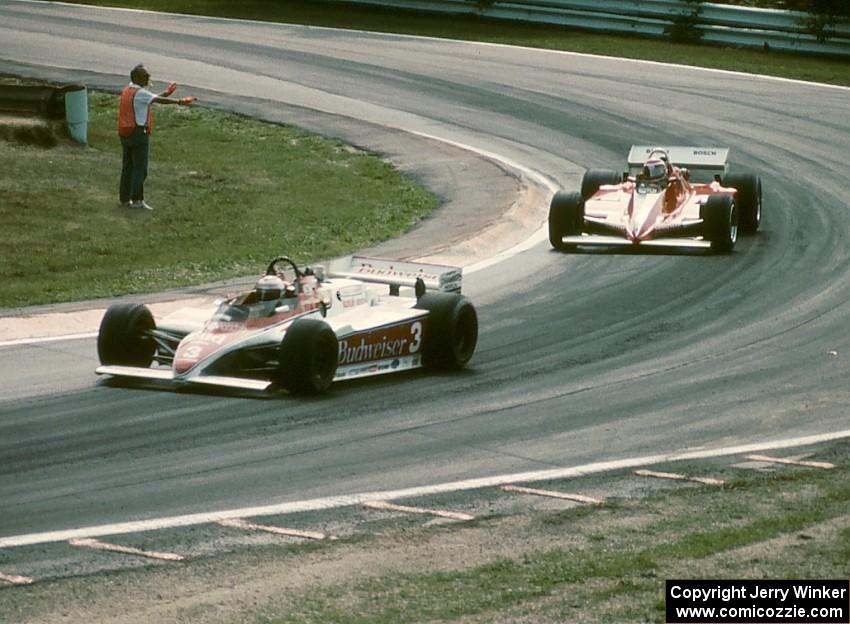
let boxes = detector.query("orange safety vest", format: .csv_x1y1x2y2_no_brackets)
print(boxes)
117,86,153,137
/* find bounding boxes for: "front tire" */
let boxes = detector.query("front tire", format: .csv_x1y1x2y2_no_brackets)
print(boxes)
97,303,156,366
701,195,738,253
581,169,621,200
549,191,584,251
723,173,762,234
278,318,338,395
414,293,478,370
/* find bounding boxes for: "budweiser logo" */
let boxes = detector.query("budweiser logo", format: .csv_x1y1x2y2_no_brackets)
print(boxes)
355,265,438,281
338,335,410,364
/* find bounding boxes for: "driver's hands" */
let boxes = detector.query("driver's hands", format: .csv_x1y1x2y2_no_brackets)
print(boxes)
164,82,177,96
178,96,197,106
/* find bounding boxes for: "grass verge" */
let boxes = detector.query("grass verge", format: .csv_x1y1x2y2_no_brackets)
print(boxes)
0,85,436,308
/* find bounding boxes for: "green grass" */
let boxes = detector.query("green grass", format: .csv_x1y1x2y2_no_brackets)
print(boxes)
0,90,436,308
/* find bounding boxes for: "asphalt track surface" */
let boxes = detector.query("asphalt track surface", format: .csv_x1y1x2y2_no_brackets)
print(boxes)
1,1,850,545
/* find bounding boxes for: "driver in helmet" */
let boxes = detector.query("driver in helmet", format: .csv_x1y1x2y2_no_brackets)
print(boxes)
640,156,669,190
254,274,286,302
242,274,296,315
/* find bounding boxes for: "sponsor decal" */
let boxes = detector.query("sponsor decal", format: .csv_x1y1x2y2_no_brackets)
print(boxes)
338,336,409,364
336,284,367,308
208,321,244,333
338,322,422,365
439,270,463,292
353,263,440,283
335,355,422,380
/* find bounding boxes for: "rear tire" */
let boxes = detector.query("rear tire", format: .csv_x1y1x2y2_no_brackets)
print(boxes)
701,195,738,253
414,293,478,370
97,303,156,366
723,173,761,234
581,169,621,200
278,318,338,395
548,191,584,251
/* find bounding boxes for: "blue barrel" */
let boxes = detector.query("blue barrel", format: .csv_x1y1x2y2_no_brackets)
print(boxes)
63,85,88,144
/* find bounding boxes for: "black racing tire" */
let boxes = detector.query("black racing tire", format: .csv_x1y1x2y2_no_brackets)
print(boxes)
580,169,621,200
414,292,478,370
701,194,738,253
723,172,762,235
278,318,338,395
548,191,584,251
97,303,156,366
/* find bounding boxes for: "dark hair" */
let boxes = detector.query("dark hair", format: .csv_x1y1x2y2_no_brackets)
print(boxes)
130,64,148,84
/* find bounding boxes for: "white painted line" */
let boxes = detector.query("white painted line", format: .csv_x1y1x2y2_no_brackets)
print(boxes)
745,454,835,470
0,571,34,585
0,332,97,348
635,469,724,486
363,501,474,521
502,484,604,504
68,538,184,561
3,429,850,549
218,518,336,540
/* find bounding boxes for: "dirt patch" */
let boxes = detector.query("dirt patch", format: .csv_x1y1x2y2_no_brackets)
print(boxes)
0,114,69,148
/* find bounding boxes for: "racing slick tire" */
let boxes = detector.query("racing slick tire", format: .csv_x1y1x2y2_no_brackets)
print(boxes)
414,293,478,370
723,173,762,235
97,303,156,366
549,191,584,251
278,318,338,395
580,169,621,201
701,194,738,253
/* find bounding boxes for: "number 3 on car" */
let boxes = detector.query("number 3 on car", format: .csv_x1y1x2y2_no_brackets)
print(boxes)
410,321,422,353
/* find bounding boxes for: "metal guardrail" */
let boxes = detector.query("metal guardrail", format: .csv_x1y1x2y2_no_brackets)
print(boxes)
0,85,68,118
329,0,850,58
0,84,89,143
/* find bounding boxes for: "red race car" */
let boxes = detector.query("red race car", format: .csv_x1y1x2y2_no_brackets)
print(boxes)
549,146,762,253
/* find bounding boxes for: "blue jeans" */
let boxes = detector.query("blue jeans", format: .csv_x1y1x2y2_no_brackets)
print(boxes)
119,127,149,203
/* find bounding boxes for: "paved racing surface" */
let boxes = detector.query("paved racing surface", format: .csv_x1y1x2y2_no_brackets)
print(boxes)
1,2,850,544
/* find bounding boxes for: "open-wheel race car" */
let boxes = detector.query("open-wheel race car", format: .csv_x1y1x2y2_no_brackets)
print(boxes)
95,255,478,395
549,145,762,253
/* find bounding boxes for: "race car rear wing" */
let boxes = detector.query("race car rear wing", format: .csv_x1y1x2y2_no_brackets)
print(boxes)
627,145,729,180
326,255,462,294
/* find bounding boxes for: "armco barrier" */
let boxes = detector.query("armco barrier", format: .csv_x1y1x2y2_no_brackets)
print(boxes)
0,85,67,118
0,84,88,144
328,0,850,58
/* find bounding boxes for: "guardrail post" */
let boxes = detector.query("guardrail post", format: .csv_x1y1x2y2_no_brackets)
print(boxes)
63,84,88,145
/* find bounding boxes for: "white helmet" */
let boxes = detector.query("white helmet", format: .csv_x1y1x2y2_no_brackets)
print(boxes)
642,158,668,185
255,275,286,301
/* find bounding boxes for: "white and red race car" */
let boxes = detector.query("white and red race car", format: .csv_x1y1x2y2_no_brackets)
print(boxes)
549,146,762,253
95,255,477,395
